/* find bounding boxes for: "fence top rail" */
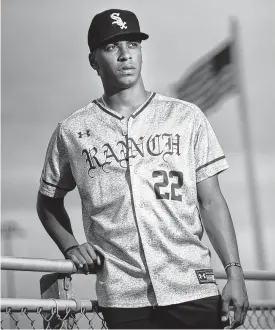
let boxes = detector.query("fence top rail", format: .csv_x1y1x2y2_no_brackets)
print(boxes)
1,298,275,313
1,256,80,274
214,270,275,281
1,256,275,280
1,298,97,313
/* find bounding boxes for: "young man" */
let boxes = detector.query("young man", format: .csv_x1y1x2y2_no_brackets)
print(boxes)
37,9,249,329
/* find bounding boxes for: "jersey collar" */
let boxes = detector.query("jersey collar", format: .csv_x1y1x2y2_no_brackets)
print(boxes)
93,92,156,120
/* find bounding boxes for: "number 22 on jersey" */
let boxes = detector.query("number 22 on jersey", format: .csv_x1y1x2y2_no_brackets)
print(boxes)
153,170,183,201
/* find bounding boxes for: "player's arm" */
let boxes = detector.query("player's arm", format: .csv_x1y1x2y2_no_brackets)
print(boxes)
197,174,249,328
36,192,78,254
36,193,101,274
197,175,241,272
37,124,102,273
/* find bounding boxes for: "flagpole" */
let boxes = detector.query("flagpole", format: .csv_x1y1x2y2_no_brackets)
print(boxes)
230,18,267,297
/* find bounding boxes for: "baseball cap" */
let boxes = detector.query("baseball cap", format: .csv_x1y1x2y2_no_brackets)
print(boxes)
88,9,149,51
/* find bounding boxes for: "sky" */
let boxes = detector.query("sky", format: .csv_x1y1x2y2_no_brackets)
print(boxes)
1,0,275,305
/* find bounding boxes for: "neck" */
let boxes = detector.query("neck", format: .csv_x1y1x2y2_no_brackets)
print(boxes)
102,79,150,115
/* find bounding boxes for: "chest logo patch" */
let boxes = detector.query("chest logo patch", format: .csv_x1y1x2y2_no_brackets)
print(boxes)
195,269,216,284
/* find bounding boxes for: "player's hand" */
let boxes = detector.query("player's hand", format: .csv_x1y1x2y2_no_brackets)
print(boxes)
64,242,103,275
221,272,249,329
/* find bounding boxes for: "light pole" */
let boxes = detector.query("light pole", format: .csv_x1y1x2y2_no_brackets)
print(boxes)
1,220,25,328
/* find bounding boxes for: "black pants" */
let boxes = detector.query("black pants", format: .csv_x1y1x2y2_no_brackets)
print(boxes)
100,295,230,329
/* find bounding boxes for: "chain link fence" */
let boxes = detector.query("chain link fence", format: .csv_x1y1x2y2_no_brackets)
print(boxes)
1,302,107,329
243,306,275,329
1,300,275,329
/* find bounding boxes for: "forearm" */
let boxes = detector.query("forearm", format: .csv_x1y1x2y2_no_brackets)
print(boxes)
37,192,79,254
199,194,243,277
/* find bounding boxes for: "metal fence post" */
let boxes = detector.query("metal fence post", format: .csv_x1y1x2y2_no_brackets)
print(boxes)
40,273,74,329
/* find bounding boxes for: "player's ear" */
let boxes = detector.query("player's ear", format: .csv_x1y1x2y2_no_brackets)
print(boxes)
89,51,100,76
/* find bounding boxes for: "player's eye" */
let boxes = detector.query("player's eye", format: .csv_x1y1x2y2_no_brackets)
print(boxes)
104,44,117,51
128,41,140,48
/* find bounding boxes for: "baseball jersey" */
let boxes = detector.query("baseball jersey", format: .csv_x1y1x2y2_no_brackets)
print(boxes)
39,92,229,308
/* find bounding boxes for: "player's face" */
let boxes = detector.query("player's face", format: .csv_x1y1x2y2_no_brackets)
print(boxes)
94,39,143,90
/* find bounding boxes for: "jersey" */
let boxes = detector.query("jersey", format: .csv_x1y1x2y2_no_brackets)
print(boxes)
39,92,229,308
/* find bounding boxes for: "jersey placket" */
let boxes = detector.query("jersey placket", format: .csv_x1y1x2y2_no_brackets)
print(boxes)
126,114,159,307
95,93,159,307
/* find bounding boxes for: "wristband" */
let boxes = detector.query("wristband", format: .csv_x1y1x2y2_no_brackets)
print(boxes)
63,245,79,255
224,262,242,271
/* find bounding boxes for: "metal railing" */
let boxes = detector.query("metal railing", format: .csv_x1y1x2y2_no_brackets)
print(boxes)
1,256,275,329
2,256,275,280
1,256,80,274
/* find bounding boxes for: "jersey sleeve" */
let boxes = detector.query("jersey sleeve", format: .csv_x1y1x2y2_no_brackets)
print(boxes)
39,123,76,198
194,109,229,183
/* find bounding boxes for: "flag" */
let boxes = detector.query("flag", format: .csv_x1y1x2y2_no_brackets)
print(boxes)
174,40,237,112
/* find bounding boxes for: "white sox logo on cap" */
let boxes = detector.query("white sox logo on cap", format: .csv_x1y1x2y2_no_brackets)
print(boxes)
88,9,149,50
110,13,127,30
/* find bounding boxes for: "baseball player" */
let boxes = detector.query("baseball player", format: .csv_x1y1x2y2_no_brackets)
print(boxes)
37,9,249,329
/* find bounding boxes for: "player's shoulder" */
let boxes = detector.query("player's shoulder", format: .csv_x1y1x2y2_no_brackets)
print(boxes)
154,93,203,117
58,101,97,130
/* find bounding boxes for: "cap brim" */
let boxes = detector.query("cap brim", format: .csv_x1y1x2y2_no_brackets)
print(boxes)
96,32,149,48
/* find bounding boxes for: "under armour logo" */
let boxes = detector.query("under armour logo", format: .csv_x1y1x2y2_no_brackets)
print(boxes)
110,13,127,30
196,269,216,284
198,273,207,280
78,130,90,138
